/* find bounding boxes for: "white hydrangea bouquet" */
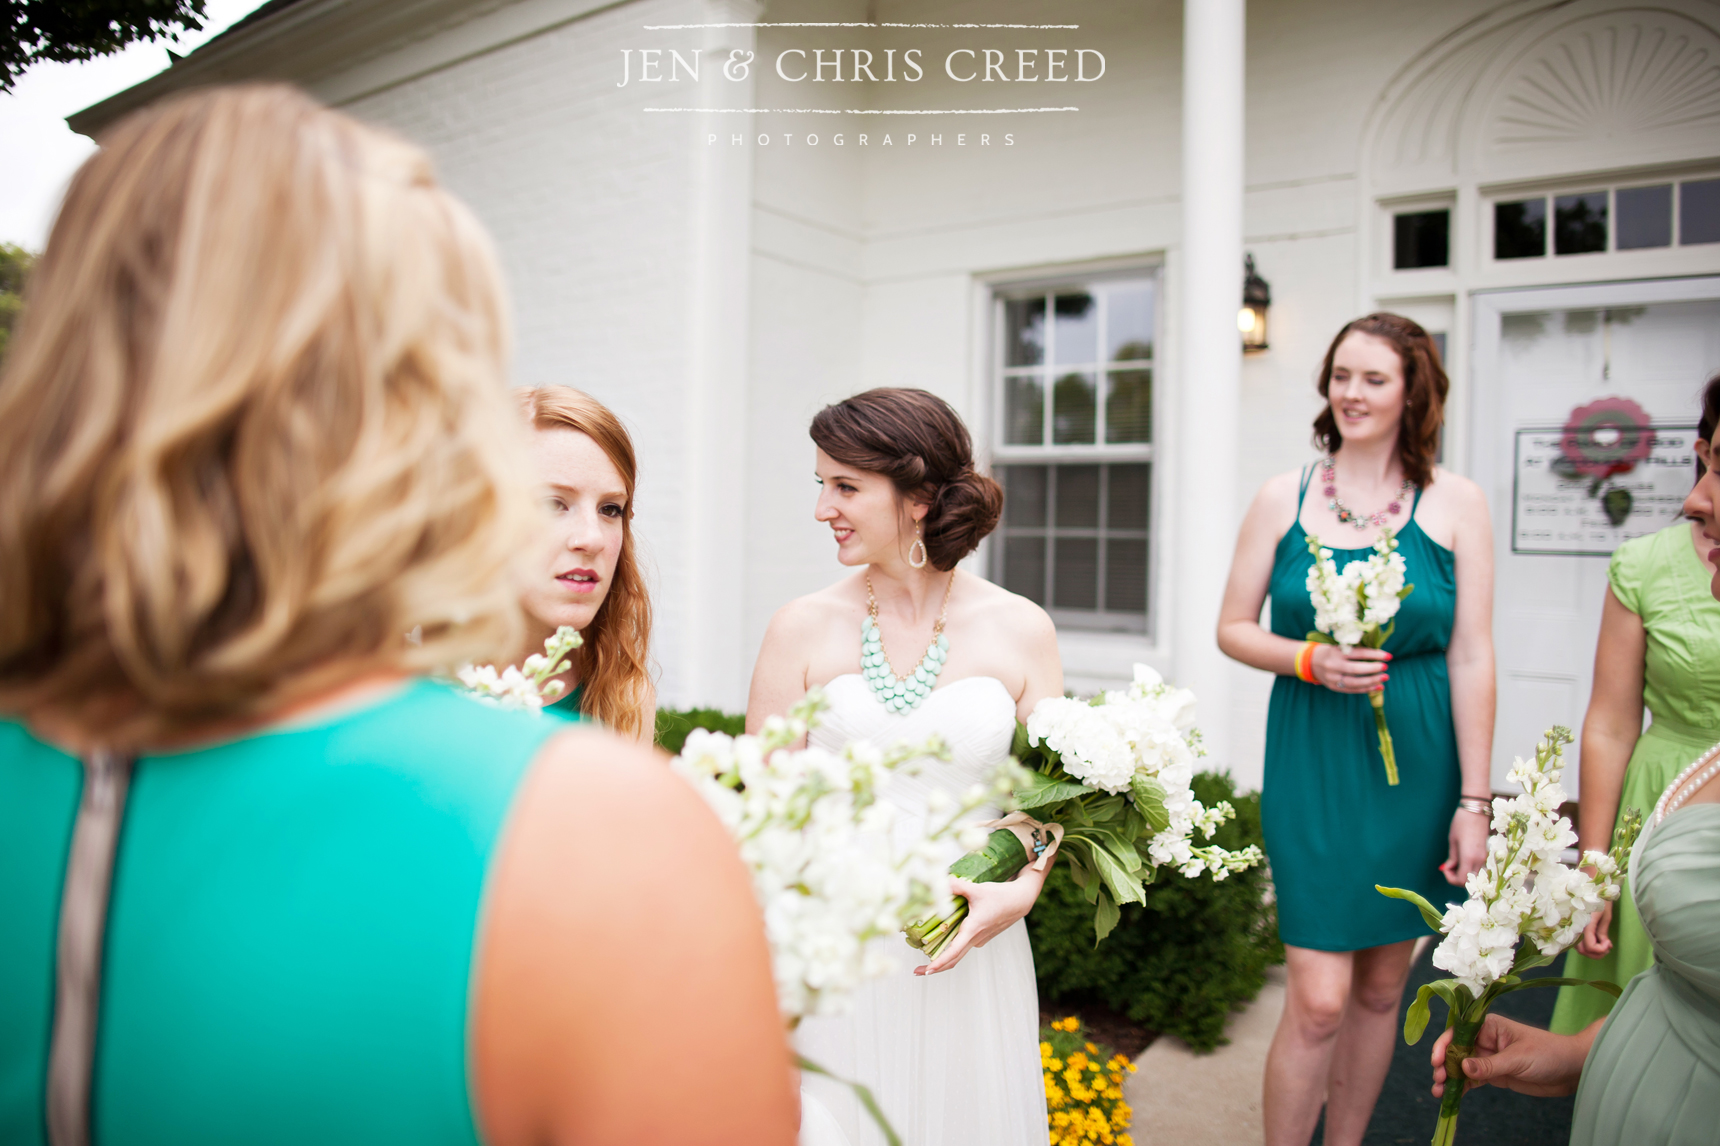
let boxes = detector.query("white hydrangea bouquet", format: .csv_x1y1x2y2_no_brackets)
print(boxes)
1376,727,1642,1146
1305,528,1414,784
457,625,582,709
905,665,1264,957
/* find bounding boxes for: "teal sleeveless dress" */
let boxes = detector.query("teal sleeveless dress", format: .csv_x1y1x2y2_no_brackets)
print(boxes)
546,682,585,722
1262,470,1462,951
0,679,560,1145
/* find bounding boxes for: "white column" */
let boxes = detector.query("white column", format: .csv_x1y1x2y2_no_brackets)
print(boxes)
1174,0,1244,760
681,1,760,709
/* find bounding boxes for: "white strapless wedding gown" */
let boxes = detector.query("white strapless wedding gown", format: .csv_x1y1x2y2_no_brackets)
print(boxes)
796,674,1047,1146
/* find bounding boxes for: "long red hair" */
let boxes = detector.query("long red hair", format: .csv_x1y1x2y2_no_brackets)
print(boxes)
518,386,653,739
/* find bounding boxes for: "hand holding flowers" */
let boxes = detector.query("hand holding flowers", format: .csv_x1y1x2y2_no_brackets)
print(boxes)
1305,527,1413,784
1375,726,1642,1146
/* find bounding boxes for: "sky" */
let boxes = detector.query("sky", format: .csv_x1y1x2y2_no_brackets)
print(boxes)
0,0,267,250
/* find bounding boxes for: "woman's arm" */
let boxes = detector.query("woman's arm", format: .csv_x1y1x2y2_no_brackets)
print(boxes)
1442,479,1497,884
473,727,797,1146
1217,475,1388,692
1574,587,1646,956
918,598,1062,975
745,603,816,735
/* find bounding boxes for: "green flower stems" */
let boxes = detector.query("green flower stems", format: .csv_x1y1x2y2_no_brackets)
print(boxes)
906,828,1030,958
1434,1015,1484,1146
1370,689,1399,785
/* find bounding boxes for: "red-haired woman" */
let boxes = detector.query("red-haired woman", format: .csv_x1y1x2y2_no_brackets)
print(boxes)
516,385,655,741
1217,314,1497,1146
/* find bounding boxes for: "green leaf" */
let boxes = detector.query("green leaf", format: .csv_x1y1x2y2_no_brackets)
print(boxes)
1087,841,1148,905
1014,769,1093,811
1131,774,1171,833
1510,944,1557,974
1092,891,1121,943
1493,976,1622,999
1376,885,1447,932
1011,721,1033,760
1404,983,1436,1043
1089,794,1127,822
797,1056,902,1146
1305,631,1339,645
1398,582,1416,601
1074,825,1143,873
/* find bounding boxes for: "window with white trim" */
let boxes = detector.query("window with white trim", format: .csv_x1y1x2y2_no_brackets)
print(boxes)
990,273,1156,635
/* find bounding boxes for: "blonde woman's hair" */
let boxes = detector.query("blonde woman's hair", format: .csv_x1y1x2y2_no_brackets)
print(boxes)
518,386,654,740
0,84,535,747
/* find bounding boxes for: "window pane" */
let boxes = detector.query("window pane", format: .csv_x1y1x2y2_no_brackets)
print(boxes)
1554,192,1607,255
1616,184,1672,250
1056,465,1100,528
1053,538,1098,609
1105,369,1152,444
1000,465,1047,527
1001,535,1046,603
1004,297,1045,366
1682,179,1720,245
1053,292,1098,365
1052,372,1096,444
1107,463,1151,530
1107,284,1154,361
1004,374,1044,445
1393,210,1449,269
1106,538,1148,613
1495,199,1546,259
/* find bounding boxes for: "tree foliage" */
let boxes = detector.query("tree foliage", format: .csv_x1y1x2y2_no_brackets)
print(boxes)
2,0,208,91
0,243,36,365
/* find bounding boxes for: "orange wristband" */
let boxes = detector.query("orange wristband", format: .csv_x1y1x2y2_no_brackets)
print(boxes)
1295,642,1318,683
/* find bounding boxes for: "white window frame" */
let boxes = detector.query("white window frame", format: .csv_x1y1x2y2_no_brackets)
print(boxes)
986,266,1161,636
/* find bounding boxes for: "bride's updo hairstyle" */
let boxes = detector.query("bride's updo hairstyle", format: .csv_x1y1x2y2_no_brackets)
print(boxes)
0,85,532,746
810,388,1003,571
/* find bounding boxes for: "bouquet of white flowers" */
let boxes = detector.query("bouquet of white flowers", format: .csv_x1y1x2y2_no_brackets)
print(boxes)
457,625,582,710
1376,727,1642,1146
904,665,1264,958
1305,528,1414,784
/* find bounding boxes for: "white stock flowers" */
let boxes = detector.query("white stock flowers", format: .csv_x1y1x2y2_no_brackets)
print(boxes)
1376,727,1642,1146
1304,528,1413,784
456,625,583,710
669,690,1003,1023
906,664,1264,957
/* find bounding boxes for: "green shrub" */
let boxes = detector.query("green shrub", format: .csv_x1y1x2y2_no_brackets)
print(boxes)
1026,770,1283,1053
655,707,746,754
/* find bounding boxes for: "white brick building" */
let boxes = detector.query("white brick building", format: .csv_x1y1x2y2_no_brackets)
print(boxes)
74,0,1720,792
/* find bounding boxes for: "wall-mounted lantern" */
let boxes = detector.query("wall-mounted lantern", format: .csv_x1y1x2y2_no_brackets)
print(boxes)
1239,253,1271,352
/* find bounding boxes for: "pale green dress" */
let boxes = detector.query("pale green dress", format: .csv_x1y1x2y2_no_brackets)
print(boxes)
1569,802,1720,1145
1552,524,1720,1035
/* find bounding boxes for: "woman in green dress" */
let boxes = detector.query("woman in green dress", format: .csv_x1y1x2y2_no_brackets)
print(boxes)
1219,314,1496,1146
1428,413,1720,1143
0,86,794,1146
515,385,655,736
1551,374,1720,1035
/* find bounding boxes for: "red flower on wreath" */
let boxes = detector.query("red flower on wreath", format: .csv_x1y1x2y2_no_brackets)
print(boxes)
1560,396,1653,479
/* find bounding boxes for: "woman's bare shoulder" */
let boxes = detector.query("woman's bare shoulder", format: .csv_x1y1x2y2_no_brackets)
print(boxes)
1426,465,1486,507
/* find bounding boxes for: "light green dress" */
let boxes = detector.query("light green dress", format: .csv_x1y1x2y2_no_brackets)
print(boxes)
0,679,559,1144
1569,802,1720,1145
1552,524,1720,1034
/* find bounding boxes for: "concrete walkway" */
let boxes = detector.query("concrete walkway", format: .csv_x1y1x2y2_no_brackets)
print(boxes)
1124,964,1286,1145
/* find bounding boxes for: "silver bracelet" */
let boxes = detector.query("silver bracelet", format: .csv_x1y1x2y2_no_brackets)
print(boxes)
1457,797,1492,816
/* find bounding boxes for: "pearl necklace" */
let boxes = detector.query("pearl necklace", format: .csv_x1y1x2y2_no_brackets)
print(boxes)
1653,740,1720,825
861,572,953,713
1321,456,1414,531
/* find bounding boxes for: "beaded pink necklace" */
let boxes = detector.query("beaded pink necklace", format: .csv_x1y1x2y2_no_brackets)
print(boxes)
1321,455,1414,531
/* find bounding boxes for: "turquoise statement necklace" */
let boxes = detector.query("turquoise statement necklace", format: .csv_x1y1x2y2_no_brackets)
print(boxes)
861,572,954,713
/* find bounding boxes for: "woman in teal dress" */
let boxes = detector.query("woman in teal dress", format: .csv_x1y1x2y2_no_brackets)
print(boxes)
1220,314,1497,1146
515,386,654,736
1426,396,1720,1146
0,86,793,1145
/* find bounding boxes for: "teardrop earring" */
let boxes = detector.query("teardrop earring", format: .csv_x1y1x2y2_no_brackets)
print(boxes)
908,525,928,569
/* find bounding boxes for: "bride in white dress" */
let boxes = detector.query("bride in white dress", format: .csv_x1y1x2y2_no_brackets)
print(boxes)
747,388,1064,1146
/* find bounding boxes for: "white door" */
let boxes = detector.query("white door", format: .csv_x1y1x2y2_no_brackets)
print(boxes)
1471,277,1720,794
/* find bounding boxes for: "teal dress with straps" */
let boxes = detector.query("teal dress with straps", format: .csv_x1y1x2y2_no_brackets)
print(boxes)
0,679,561,1145
1262,469,1462,951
